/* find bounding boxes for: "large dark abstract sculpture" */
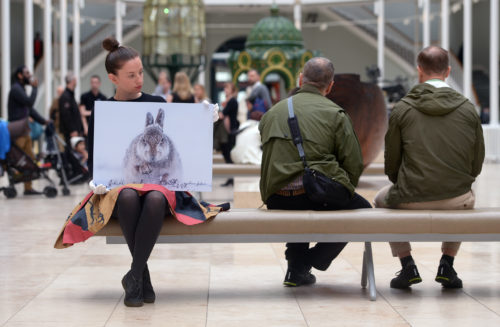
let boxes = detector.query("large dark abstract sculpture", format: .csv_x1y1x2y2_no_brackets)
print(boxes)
327,74,388,168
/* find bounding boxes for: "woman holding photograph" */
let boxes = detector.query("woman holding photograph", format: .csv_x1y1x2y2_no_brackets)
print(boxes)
56,37,223,308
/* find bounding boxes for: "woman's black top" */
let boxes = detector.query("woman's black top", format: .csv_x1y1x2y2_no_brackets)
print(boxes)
171,92,195,103
222,97,240,131
87,92,165,178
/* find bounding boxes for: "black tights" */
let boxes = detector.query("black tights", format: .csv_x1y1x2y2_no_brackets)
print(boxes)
113,189,166,279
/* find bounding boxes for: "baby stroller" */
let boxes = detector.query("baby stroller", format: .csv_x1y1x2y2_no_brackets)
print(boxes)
44,123,89,188
0,143,60,199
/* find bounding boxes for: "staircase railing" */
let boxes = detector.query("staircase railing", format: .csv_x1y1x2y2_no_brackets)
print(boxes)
331,5,415,66
330,4,471,99
78,6,143,69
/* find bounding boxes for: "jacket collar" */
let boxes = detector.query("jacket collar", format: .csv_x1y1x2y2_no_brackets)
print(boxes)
297,83,323,96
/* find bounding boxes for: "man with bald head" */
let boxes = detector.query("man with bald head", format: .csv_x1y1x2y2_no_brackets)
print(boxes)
374,46,485,289
259,57,371,287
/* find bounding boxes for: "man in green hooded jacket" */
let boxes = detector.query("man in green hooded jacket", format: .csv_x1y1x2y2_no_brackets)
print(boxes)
260,57,371,287
374,46,485,289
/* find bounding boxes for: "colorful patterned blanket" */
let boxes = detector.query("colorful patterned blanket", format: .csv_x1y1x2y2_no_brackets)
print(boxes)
54,184,229,249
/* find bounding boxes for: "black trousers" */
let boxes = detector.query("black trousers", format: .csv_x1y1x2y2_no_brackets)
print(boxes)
266,191,372,271
220,134,236,164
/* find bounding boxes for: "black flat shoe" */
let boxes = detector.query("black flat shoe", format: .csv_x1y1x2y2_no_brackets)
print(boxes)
121,270,144,307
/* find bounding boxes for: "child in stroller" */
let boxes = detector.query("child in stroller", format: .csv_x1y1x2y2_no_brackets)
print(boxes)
44,123,89,187
70,136,88,169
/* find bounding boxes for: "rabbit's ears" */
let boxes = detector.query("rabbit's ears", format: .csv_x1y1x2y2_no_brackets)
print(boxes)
156,109,164,128
145,109,165,128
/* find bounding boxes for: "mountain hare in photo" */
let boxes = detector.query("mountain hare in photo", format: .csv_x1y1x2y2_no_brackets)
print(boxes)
123,108,182,185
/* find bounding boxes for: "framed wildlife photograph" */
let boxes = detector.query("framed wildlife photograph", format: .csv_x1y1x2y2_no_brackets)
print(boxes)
93,101,214,191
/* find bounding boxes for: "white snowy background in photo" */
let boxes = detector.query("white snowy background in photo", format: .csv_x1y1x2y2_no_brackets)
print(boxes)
93,101,213,191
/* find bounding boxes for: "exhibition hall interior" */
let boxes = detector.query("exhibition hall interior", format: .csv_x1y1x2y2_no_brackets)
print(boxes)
1,0,500,325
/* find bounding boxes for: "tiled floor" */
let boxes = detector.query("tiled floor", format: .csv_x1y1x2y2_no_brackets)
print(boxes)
1,164,500,326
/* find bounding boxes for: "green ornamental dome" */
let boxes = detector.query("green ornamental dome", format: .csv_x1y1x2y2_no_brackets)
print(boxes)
245,6,303,49
227,4,318,91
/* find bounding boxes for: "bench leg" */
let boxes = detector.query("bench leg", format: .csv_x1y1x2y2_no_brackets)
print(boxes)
364,242,377,301
361,249,368,288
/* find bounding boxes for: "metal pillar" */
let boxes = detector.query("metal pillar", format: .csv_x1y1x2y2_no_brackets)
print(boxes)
44,0,52,116
60,0,67,87
116,0,123,43
73,0,81,99
422,0,431,48
490,0,499,125
463,0,472,101
1,0,10,119
376,0,385,87
25,0,34,73
441,0,449,50
294,0,302,31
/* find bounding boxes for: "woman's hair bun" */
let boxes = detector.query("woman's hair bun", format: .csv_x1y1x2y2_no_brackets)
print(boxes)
102,37,120,52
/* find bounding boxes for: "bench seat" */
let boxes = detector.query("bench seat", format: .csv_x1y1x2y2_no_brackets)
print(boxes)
98,208,500,240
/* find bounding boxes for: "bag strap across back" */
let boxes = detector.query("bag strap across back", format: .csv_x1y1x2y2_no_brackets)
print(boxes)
287,96,309,169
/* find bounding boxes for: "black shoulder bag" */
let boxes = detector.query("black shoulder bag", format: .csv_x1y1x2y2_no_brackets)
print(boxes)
287,96,351,208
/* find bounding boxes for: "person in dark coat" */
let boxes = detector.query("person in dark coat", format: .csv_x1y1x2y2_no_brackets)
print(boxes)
59,72,84,145
79,75,107,135
8,65,49,195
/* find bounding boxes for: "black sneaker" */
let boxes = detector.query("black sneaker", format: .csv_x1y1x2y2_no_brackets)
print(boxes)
143,265,155,303
390,264,422,289
121,270,144,307
283,267,316,287
435,260,463,288
24,189,42,195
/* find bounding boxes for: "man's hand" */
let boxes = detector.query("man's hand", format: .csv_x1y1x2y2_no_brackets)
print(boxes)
30,78,39,88
89,180,110,195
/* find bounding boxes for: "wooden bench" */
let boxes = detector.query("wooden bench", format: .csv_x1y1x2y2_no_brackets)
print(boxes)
97,208,500,301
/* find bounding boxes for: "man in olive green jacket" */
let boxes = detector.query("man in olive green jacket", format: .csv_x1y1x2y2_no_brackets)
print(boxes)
260,57,371,287
374,46,485,290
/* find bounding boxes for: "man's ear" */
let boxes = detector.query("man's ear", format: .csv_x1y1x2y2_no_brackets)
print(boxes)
298,73,303,87
444,66,451,79
324,80,334,95
417,65,424,83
